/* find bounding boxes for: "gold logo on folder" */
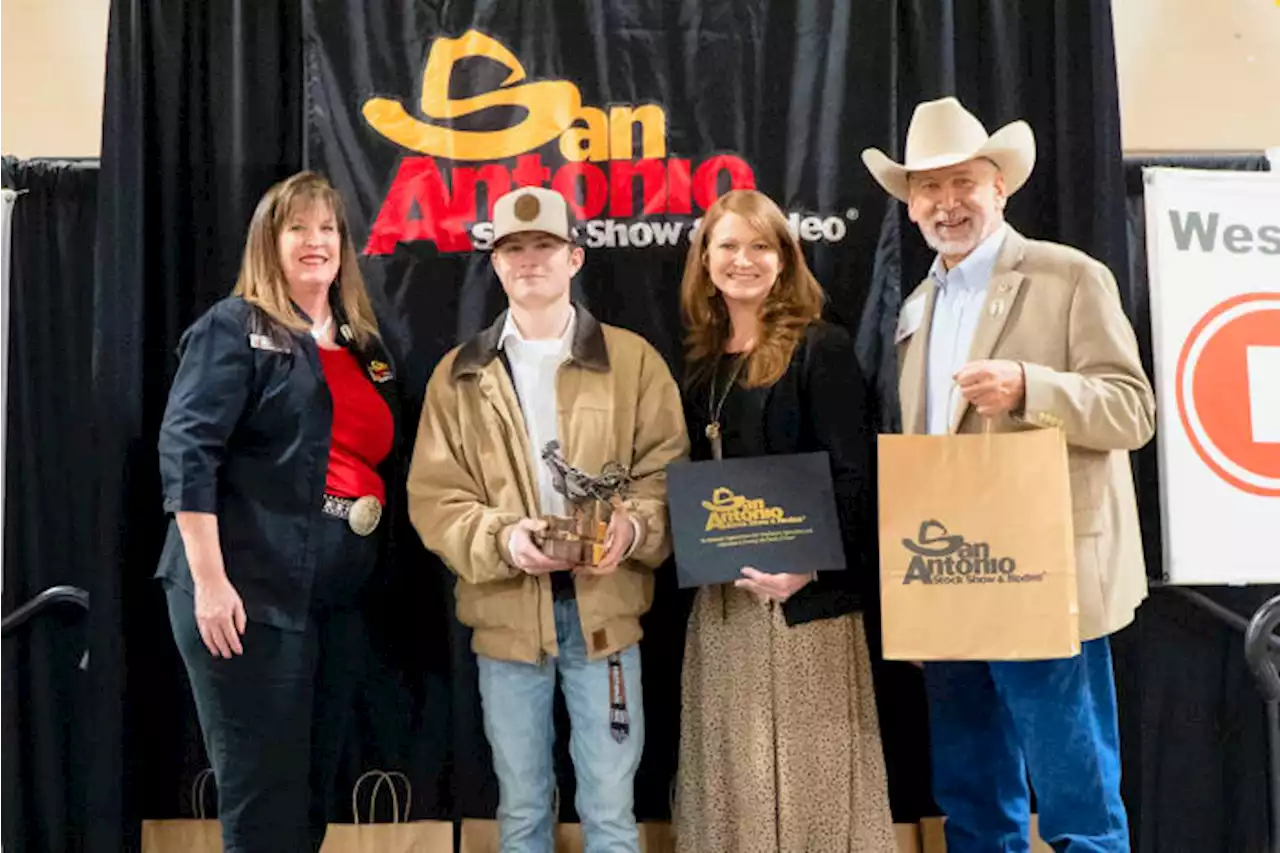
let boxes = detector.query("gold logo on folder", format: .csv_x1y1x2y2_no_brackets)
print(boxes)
701,487,805,532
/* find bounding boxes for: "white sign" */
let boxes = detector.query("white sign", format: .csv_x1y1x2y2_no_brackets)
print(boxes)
1144,168,1280,585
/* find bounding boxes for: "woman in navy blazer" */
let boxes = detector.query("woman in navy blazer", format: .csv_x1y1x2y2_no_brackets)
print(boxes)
156,171,402,852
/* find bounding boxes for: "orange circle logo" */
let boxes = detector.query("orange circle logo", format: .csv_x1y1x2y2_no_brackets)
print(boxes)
1175,292,1280,497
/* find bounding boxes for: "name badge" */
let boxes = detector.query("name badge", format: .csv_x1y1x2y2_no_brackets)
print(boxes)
895,295,926,344
248,333,289,353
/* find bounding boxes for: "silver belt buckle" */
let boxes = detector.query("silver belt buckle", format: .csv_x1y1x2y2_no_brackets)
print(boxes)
346,495,382,537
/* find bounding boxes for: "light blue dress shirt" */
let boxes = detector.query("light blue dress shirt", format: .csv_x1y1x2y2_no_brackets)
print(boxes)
925,224,1009,435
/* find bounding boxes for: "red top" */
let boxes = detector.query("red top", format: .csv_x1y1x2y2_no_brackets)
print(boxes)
317,346,393,503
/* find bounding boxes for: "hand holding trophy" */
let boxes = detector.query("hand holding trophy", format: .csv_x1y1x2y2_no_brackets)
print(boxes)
537,441,633,572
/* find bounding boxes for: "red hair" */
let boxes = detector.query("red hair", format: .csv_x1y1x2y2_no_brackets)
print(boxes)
679,189,825,387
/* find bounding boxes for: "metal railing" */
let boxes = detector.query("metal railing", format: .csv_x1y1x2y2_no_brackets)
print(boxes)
1,584,90,669
1244,594,1280,853
1165,586,1280,853
0,581,91,845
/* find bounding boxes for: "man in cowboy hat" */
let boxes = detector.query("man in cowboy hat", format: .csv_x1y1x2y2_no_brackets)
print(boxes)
863,97,1155,851
407,186,689,852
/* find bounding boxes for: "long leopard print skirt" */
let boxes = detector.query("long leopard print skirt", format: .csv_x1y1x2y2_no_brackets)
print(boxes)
674,584,896,853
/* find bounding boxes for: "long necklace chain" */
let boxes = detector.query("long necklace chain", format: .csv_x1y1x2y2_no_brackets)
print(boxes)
705,355,746,461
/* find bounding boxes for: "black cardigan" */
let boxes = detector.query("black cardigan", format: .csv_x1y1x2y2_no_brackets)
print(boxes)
683,321,877,627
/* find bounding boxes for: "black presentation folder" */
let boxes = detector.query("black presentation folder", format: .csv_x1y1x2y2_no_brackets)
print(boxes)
666,452,847,588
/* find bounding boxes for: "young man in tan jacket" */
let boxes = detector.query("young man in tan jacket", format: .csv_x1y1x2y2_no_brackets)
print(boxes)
407,186,689,853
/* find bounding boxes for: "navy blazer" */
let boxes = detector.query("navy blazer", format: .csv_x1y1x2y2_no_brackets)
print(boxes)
155,296,403,631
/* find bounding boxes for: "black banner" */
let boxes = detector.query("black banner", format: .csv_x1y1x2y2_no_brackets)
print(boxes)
303,3,899,379
303,1,910,823
299,0,1132,829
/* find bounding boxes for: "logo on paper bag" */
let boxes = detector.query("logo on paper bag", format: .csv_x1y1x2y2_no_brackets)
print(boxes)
701,487,805,532
901,520,1043,585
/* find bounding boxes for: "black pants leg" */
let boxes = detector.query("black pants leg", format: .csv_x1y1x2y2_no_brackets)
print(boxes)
306,604,365,850
166,514,377,853
305,514,377,847
166,582,316,853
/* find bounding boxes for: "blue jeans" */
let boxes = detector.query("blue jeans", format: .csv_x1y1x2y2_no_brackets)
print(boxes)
923,637,1130,853
477,599,644,853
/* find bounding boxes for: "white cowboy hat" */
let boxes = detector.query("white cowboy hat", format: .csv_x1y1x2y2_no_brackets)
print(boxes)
861,97,1036,202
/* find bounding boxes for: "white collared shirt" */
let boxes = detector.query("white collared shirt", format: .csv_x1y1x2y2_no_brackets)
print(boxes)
498,305,643,562
498,307,576,517
925,223,1009,434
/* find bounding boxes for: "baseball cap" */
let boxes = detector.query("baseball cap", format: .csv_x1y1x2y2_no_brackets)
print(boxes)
491,186,577,244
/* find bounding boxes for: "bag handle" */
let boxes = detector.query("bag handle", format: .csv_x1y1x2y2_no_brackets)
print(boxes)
378,771,412,823
190,768,216,820
948,385,1001,437
351,769,413,824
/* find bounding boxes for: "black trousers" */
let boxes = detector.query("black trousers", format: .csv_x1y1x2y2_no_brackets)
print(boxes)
165,512,377,853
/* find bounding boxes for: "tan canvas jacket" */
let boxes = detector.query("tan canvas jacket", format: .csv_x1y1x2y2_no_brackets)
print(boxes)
408,307,690,662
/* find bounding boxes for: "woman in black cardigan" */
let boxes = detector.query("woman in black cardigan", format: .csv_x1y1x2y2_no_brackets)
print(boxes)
673,189,895,852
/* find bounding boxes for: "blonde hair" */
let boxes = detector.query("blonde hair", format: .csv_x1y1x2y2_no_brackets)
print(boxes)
233,171,380,348
680,189,825,388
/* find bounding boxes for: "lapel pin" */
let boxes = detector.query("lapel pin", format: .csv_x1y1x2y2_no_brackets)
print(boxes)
990,299,1005,318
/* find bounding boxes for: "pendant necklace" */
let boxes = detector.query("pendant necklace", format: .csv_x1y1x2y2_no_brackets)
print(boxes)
705,354,747,461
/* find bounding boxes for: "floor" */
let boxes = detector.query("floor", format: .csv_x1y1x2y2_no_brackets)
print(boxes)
897,816,1053,853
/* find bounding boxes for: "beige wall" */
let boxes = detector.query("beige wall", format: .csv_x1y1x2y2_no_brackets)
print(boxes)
1113,0,1280,152
0,1,1277,157
1,0,110,158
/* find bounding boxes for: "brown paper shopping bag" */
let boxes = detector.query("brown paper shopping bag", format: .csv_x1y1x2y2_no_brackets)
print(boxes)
878,428,1080,661
141,769,223,853
320,770,454,852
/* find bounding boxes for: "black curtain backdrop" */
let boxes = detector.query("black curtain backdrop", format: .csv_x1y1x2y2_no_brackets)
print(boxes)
5,0,1249,850
1,158,99,853
301,0,1134,827
89,3,304,851
305,0,905,826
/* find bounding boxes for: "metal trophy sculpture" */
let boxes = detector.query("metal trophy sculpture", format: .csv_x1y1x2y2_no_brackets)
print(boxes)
537,440,632,565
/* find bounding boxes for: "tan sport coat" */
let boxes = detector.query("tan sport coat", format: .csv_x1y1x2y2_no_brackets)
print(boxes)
896,227,1156,640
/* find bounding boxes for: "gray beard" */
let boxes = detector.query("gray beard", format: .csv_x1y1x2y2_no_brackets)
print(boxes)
922,229,979,259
